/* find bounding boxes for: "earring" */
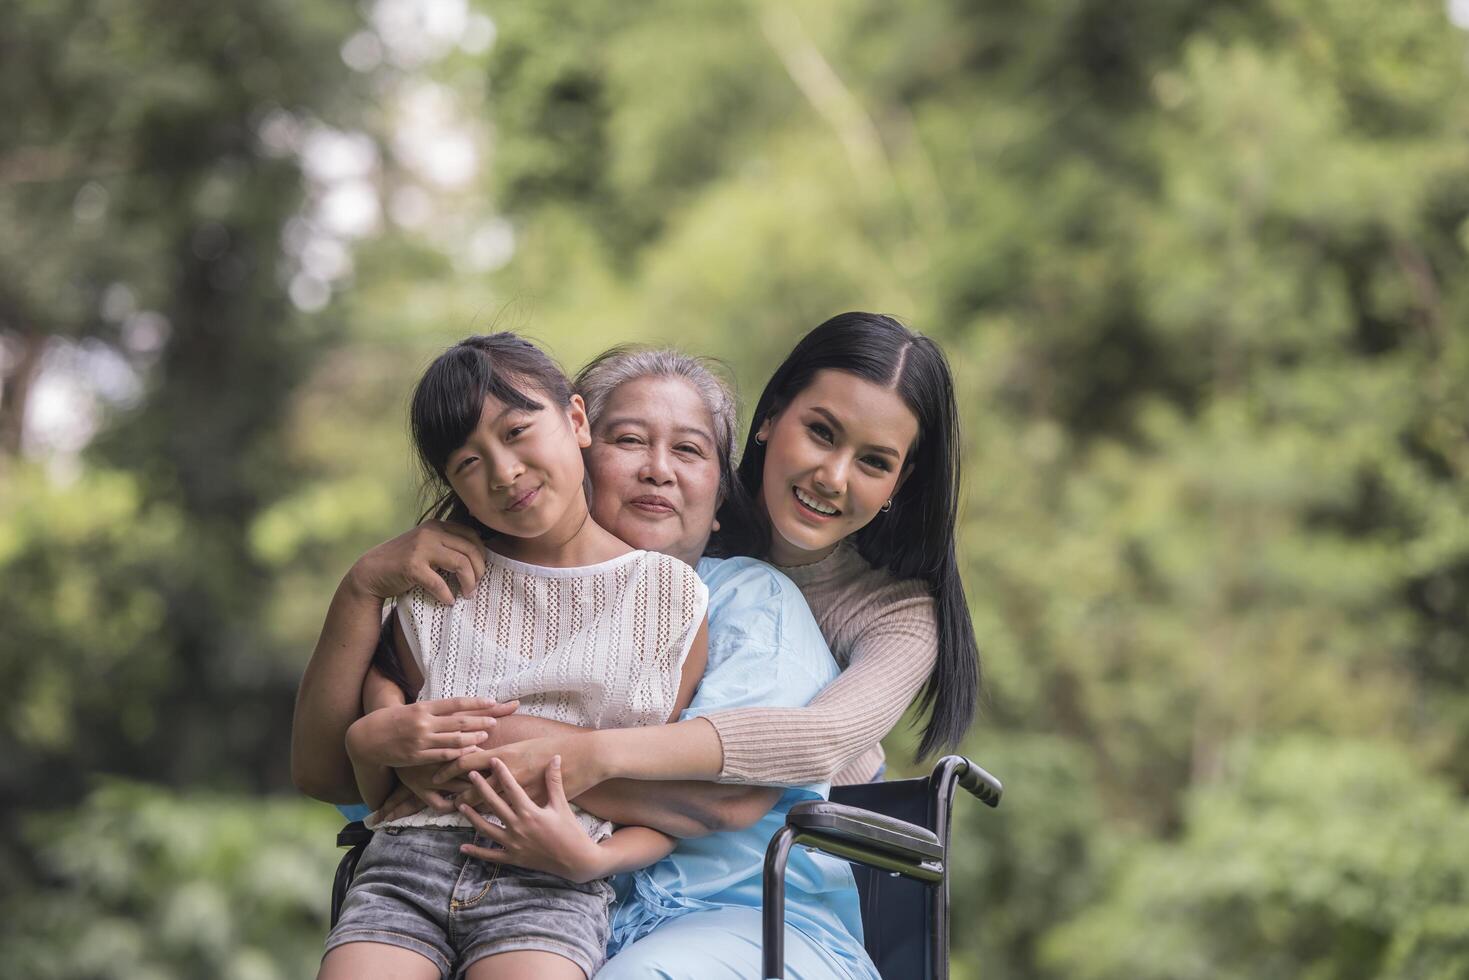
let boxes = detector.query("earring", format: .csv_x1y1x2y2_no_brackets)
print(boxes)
754,433,767,446
881,499,893,513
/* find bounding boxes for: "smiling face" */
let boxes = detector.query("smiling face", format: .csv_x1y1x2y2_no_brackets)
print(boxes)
444,390,593,552
584,375,722,567
757,368,919,566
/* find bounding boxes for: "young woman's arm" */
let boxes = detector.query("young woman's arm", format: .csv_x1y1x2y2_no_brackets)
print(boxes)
369,711,773,836
583,778,781,836
702,595,937,784
441,718,726,794
439,590,938,789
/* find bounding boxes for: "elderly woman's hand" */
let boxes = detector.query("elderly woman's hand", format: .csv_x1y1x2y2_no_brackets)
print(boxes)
367,763,475,824
345,521,487,605
435,732,606,806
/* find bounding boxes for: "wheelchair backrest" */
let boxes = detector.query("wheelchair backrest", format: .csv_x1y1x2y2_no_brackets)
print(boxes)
830,775,939,980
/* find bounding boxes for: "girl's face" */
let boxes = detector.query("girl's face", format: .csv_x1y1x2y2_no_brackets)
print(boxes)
757,368,918,566
445,391,592,547
585,376,722,568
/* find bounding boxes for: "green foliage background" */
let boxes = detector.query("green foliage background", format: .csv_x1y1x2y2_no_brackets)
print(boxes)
2,0,1468,976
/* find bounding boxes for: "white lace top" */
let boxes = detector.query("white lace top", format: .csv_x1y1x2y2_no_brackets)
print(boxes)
381,547,708,839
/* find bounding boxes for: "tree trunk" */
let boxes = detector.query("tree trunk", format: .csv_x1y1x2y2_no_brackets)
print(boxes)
0,329,47,457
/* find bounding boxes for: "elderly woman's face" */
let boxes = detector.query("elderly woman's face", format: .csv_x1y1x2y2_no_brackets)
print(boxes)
586,376,722,567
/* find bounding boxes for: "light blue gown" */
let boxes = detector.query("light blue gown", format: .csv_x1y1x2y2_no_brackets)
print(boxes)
336,556,876,979
596,556,877,980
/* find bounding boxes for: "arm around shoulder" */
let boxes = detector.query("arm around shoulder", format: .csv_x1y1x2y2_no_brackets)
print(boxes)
290,575,387,803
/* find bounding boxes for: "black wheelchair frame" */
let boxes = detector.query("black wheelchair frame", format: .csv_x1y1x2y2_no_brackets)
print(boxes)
331,754,1002,979
765,755,1002,979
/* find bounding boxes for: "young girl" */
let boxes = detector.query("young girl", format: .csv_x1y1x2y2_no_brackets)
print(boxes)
319,334,709,980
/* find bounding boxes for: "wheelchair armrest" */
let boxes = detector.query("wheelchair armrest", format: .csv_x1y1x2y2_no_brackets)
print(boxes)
787,801,944,862
337,821,373,848
944,755,1003,808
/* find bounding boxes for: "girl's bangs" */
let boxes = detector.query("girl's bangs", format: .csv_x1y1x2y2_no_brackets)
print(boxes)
414,348,547,475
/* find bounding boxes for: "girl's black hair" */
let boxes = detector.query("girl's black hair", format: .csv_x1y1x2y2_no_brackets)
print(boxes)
371,615,416,702
409,332,576,533
713,312,980,758
371,334,578,694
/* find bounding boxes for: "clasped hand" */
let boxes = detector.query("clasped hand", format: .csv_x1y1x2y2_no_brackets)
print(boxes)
456,758,609,883
351,697,520,821
433,732,600,806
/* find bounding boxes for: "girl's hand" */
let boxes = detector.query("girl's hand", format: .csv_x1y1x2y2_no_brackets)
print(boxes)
435,732,603,804
346,521,488,605
345,697,519,768
457,758,607,883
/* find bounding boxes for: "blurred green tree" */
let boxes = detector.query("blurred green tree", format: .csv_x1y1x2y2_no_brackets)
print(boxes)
476,1,1469,973
4,781,341,980
0,0,371,897
1043,737,1469,980
3,0,1469,975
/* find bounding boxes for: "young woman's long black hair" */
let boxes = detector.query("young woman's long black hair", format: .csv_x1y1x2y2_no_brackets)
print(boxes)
713,312,979,758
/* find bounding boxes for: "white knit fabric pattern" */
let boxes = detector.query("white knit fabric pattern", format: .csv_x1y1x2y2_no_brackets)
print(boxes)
380,547,707,840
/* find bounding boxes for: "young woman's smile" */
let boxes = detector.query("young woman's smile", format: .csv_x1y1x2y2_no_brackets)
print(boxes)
792,485,839,518
758,369,917,566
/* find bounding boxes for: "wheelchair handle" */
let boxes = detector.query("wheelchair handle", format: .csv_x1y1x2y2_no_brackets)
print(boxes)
941,754,1003,808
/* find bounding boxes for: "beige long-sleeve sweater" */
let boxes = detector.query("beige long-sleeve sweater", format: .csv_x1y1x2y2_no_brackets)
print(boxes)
705,541,938,786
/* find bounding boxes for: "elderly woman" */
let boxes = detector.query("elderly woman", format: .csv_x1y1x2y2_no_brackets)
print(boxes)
292,347,876,978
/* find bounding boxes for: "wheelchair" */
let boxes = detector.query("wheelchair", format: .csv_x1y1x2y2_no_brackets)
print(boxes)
332,754,1002,979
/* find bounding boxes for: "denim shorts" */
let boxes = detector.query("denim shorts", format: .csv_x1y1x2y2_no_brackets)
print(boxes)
324,827,614,979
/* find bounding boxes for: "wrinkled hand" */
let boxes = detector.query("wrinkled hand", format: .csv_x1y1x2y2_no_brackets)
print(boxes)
346,697,520,769
366,763,476,823
457,758,606,883
346,521,488,605
435,733,601,805
367,782,422,825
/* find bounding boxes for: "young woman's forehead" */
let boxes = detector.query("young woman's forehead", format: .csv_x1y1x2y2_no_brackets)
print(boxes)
791,369,919,446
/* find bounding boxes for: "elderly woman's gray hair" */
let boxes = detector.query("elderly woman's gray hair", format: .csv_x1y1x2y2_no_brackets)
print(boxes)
574,346,740,497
